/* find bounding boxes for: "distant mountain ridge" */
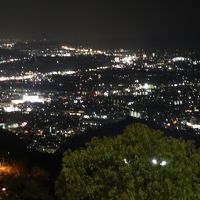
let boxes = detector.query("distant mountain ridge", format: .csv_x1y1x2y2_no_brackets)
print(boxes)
57,117,200,155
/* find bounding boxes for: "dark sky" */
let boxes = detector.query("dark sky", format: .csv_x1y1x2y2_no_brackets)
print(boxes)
0,0,199,49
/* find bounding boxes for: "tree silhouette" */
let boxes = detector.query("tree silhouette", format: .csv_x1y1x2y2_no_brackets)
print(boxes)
56,123,200,200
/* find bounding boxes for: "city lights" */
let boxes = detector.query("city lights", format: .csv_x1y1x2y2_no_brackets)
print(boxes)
1,40,200,152
11,95,47,105
3,106,20,112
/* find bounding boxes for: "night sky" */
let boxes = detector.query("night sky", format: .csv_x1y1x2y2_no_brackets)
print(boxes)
0,0,199,49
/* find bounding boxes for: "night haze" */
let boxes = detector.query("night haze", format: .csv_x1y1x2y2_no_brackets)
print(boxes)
0,0,199,48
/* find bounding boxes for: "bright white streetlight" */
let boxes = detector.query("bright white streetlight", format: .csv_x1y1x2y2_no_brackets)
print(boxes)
151,158,158,165
160,160,167,166
124,158,129,164
151,158,168,167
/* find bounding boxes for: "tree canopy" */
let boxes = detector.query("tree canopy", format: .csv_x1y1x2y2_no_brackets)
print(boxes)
55,123,200,200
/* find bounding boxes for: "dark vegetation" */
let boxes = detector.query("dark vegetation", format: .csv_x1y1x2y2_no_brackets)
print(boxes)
56,123,200,199
1,117,200,199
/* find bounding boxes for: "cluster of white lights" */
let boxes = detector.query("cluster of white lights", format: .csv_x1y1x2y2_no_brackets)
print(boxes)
104,91,109,96
61,46,76,51
0,74,35,82
151,158,167,166
172,57,190,62
21,122,28,127
187,122,200,130
46,70,76,76
123,158,168,166
139,83,154,90
61,45,105,55
122,56,133,64
0,58,20,64
3,106,20,112
11,95,45,104
114,55,137,65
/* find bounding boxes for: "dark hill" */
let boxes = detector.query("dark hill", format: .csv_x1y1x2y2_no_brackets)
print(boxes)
0,128,59,174
0,129,26,155
57,117,200,155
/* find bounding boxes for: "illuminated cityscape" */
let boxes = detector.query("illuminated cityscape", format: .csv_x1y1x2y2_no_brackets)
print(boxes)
1,0,200,198
0,40,200,153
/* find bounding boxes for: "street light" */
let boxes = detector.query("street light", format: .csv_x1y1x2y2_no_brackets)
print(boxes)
160,160,167,166
151,158,158,165
124,158,129,164
151,158,167,166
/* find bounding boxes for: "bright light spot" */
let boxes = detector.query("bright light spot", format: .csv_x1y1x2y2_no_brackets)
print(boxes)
130,111,141,118
104,91,109,96
114,57,120,62
168,67,172,70
122,56,133,64
172,57,190,62
11,99,25,104
64,71,76,75
12,95,46,104
3,106,20,112
151,158,158,165
124,158,129,164
160,160,167,166
61,46,75,51
7,123,19,129
23,95,44,103
124,88,131,92
83,115,90,119
187,122,200,130
144,83,150,90
2,187,6,192
101,115,107,119
26,107,32,112
21,122,28,127
143,54,147,59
